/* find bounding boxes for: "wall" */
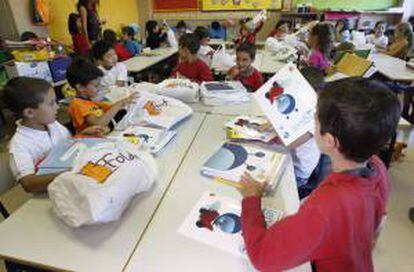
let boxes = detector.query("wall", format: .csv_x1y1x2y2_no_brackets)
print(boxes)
294,0,399,11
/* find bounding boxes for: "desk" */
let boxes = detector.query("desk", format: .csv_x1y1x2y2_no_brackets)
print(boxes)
123,114,310,272
123,48,178,73
0,113,205,272
370,53,414,82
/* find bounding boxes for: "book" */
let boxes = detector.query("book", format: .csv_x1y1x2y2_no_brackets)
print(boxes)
110,126,176,155
225,116,278,143
200,142,286,190
36,138,115,175
177,192,283,258
336,52,373,77
200,81,250,106
335,49,371,63
253,64,317,146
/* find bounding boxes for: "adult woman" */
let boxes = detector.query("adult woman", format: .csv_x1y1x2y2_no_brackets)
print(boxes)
77,0,104,46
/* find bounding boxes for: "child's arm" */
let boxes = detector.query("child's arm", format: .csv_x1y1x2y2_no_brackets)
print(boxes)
19,173,61,193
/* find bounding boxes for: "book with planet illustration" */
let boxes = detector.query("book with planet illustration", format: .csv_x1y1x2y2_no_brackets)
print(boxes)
253,63,317,146
177,192,283,258
200,142,287,190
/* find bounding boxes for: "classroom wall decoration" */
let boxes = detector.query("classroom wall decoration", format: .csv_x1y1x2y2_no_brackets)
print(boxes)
202,0,282,11
153,0,199,12
294,0,399,11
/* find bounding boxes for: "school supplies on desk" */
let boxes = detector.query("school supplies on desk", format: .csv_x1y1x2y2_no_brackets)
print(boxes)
157,78,200,103
201,142,286,190
200,81,250,106
336,52,374,77
225,116,278,143
254,64,317,146
177,192,283,258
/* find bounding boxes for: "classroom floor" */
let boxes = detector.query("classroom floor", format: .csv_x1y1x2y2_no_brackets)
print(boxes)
0,125,413,271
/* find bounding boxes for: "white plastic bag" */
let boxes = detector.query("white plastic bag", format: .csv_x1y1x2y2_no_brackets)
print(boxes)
48,140,157,227
157,78,200,103
265,37,297,61
211,45,235,71
166,28,178,49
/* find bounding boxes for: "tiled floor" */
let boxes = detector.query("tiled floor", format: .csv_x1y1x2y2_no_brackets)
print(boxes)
1,125,413,272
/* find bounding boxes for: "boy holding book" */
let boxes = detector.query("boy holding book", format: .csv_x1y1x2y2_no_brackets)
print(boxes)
238,78,400,271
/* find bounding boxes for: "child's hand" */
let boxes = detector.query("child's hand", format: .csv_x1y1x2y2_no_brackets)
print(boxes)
80,125,110,136
228,67,240,79
238,172,267,198
114,93,139,109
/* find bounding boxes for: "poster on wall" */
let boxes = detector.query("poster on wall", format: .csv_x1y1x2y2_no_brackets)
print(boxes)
202,0,282,11
153,0,199,12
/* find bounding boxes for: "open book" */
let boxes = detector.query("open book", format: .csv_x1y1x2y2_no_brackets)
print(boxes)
253,64,317,146
336,52,374,77
177,192,283,258
225,116,278,143
201,142,287,190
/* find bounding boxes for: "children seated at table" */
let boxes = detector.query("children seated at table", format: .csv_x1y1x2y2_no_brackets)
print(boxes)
308,23,335,75
234,17,264,46
171,33,213,83
268,20,291,40
3,77,107,193
145,20,167,50
238,78,400,271
68,13,89,57
66,58,136,133
227,43,263,92
378,22,413,59
194,26,214,67
335,19,351,43
103,29,132,61
91,40,128,89
122,26,140,56
366,21,389,49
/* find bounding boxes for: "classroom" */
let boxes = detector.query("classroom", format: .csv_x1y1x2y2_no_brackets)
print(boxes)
0,0,413,271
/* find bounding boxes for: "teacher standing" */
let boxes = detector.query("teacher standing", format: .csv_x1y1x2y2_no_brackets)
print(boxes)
77,0,104,46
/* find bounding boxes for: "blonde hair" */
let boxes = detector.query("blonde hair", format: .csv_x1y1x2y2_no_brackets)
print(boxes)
395,22,413,49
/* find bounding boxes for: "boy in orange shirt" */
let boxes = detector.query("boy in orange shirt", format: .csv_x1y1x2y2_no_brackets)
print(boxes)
66,59,136,133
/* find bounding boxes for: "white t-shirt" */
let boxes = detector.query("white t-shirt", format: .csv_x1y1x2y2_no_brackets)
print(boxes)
291,132,321,180
198,45,214,68
8,121,71,180
99,63,128,90
366,34,388,49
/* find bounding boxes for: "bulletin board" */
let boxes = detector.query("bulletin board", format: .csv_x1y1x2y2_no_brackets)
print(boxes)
153,0,199,12
293,0,399,11
202,0,282,11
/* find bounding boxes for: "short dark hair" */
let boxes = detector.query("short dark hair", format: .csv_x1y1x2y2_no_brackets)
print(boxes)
375,21,387,28
194,26,209,40
146,20,158,34
103,29,117,45
66,58,103,88
20,31,38,41
300,66,325,92
275,20,291,30
176,20,187,30
122,26,135,38
211,21,221,30
179,33,200,54
68,13,80,35
317,78,401,162
91,40,114,61
2,77,51,115
335,18,351,32
236,42,256,60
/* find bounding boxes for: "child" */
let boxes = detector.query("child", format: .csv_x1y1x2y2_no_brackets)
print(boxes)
238,78,400,271
3,77,106,193
103,29,132,61
268,20,291,39
121,26,140,56
194,26,214,67
209,21,226,40
91,40,128,89
145,20,167,50
227,43,263,92
335,19,351,43
366,21,389,49
66,58,135,133
20,31,38,42
175,20,191,41
234,17,264,46
308,23,335,74
378,22,413,59
171,33,213,83
68,13,90,57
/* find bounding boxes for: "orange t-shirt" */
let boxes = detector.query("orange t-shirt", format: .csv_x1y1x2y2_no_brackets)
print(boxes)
69,98,112,133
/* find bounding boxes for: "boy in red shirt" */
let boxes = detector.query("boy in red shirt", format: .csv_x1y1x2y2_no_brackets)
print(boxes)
238,78,401,272
171,33,213,84
228,43,263,92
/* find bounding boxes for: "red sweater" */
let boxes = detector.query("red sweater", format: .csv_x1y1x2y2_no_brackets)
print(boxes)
228,65,263,92
241,155,389,272
113,43,132,61
172,58,213,84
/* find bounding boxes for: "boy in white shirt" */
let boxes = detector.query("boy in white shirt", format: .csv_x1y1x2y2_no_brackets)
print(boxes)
91,41,128,90
194,26,214,68
4,77,105,193
366,21,389,49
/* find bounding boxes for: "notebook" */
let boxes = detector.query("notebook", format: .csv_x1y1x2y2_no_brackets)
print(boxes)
225,116,278,143
336,53,373,77
200,81,250,106
177,192,283,258
253,64,317,146
200,142,286,190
